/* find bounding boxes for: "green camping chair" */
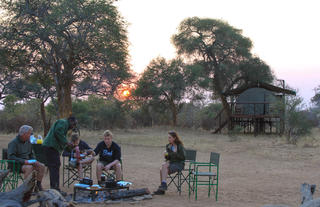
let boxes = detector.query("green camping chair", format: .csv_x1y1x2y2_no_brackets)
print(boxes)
188,152,220,201
0,149,23,192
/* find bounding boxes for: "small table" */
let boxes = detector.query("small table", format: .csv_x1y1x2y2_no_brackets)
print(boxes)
73,185,130,201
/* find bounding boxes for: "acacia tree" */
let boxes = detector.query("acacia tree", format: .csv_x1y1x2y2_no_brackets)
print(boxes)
0,0,131,118
172,17,274,120
134,57,188,126
0,46,28,104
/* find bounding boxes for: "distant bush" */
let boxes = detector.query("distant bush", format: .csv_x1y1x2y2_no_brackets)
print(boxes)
198,103,223,130
72,96,128,130
177,103,201,128
0,97,42,133
285,95,313,145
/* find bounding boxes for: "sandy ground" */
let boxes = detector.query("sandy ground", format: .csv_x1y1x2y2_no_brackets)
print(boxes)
1,128,320,207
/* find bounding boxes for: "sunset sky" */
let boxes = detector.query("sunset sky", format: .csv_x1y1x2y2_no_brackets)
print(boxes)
116,0,320,105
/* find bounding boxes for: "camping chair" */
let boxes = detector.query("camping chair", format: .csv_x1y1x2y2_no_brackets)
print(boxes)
188,152,220,201
62,152,92,187
0,149,23,192
167,149,197,195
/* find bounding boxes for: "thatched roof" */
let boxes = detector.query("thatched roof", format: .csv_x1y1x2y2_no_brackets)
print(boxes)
223,82,296,96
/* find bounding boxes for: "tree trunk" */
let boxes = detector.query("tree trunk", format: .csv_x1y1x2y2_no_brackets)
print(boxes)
57,80,73,119
40,100,50,136
170,102,177,126
219,94,232,129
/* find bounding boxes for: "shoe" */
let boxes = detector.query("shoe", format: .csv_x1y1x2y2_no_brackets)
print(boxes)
160,182,167,191
153,188,165,195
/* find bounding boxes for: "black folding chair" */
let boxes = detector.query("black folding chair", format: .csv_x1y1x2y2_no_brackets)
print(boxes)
167,149,197,195
62,153,92,187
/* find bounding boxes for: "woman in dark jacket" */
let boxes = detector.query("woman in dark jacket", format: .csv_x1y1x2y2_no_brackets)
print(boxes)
154,131,186,195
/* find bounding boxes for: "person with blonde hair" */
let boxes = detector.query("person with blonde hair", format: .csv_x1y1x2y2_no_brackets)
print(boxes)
91,130,122,185
154,131,186,195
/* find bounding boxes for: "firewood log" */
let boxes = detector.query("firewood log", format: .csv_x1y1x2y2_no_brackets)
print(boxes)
37,189,75,207
0,170,9,186
108,188,150,200
0,171,35,207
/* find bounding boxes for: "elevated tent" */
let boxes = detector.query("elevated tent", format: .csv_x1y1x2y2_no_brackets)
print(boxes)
214,82,296,135
235,88,276,115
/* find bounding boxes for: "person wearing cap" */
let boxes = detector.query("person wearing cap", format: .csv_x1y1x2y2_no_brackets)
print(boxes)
42,116,77,193
7,125,45,191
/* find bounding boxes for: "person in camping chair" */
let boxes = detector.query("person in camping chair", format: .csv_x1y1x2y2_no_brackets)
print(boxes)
62,133,94,179
90,130,122,185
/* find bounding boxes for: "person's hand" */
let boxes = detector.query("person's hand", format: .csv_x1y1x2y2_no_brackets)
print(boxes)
163,151,169,160
24,160,29,165
86,149,94,156
67,142,74,148
34,161,41,167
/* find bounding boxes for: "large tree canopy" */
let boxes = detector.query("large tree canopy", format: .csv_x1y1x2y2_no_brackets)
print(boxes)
172,17,274,118
0,0,131,118
134,57,188,126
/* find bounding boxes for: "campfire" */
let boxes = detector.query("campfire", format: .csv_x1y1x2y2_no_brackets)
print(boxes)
73,178,151,204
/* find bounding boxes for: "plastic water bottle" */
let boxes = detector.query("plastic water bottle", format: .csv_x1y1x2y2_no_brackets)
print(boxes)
30,135,37,144
36,135,43,144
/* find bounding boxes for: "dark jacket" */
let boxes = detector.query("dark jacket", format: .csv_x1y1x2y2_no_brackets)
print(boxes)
43,119,69,153
8,135,35,165
166,143,186,164
94,141,121,164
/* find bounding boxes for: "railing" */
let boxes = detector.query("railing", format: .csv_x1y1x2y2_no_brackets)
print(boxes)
230,102,278,116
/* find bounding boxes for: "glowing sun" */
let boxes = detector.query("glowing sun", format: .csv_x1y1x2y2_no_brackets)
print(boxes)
122,89,131,97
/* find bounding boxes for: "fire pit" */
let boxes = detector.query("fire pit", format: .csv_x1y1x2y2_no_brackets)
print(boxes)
73,184,130,202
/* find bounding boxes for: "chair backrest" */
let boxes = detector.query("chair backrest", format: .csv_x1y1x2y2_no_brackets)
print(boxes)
210,152,220,166
185,149,197,162
2,149,8,160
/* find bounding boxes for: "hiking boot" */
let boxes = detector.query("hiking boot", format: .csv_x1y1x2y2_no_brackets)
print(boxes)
153,188,165,195
160,182,167,191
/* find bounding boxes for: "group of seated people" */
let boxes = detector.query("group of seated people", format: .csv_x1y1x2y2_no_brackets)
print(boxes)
7,125,185,196
63,130,122,185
